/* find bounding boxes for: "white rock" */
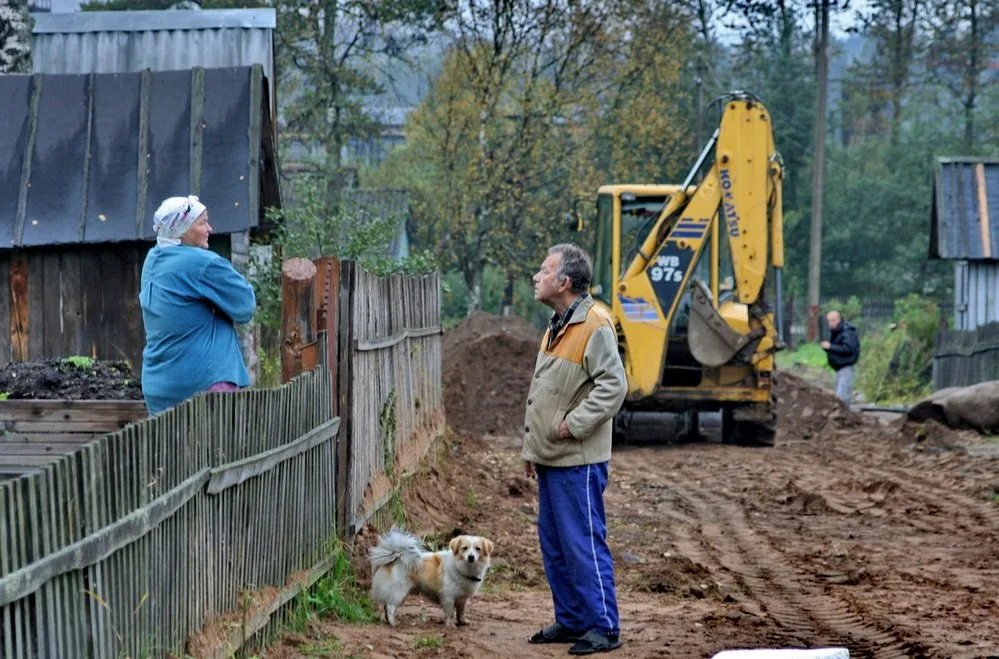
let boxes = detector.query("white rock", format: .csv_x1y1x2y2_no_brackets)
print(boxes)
712,650,848,659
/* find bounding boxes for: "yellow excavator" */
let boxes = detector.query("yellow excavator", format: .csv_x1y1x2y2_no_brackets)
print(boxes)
571,91,786,446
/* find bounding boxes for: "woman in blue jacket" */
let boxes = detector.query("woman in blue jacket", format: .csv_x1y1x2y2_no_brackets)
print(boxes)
139,195,257,415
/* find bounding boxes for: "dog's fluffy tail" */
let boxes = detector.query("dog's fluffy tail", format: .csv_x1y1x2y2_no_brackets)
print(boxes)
369,525,425,573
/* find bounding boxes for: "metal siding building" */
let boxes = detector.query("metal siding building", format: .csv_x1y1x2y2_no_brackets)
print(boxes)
31,9,276,119
931,158,999,330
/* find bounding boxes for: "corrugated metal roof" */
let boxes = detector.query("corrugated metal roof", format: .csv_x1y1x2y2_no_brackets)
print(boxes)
32,9,275,33
30,9,275,115
0,65,281,249
931,158,999,260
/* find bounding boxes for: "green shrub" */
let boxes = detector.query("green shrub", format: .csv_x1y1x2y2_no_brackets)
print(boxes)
441,266,549,329
823,295,863,323
856,294,940,404
250,176,437,333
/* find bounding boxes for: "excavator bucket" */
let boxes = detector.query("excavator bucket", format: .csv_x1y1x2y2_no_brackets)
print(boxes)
688,280,750,367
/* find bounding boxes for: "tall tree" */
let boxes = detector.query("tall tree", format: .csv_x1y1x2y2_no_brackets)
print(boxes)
924,0,999,150
276,0,441,210
853,0,924,145
0,0,32,74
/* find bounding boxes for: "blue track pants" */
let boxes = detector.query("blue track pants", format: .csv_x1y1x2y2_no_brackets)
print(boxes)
536,461,619,636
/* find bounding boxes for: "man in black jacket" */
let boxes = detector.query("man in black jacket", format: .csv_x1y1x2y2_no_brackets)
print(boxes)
821,310,860,403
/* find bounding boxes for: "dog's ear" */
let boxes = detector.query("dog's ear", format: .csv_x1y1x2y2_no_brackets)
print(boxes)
449,536,463,554
482,539,494,556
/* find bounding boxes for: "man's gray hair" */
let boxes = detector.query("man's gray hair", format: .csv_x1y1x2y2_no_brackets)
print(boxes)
549,243,592,295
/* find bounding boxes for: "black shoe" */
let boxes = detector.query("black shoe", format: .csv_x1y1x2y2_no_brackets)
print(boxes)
529,622,585,644
568,630,623,655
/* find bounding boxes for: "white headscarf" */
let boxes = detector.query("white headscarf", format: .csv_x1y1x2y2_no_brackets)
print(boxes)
152,195,207,248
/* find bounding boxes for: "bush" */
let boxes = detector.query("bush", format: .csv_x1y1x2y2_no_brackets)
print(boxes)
441,266,549,329
856,294,940,404
250,176,437,333
823,295,863,323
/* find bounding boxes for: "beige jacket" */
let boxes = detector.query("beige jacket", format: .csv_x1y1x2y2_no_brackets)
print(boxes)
522,296,627,467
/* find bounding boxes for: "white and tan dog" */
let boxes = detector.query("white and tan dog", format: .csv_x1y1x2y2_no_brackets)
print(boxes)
368,526,494,626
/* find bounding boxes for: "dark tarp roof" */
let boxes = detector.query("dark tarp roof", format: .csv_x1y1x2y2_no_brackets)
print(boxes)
931,157,999,261
0,64,280,249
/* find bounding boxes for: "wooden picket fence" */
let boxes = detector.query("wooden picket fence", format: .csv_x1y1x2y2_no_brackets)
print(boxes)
0,259,443,658
933,322,999,390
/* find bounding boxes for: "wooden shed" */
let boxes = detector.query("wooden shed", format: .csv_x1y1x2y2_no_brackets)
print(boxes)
0,64,280,372
930,157,999,330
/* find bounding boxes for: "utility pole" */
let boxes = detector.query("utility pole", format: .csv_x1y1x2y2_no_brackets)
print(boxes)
806,0,830,342
695,71,704,153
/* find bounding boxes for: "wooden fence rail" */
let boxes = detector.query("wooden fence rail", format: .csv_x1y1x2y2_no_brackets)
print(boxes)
933,321,999,390
0,259,444,658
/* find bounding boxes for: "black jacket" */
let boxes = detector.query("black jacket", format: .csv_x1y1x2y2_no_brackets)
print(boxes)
827,322,860,371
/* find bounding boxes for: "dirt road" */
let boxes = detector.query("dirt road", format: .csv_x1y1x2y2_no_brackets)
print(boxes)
266,314,999,659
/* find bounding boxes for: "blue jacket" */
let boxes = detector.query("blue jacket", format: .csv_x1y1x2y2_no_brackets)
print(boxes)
139,246,256,415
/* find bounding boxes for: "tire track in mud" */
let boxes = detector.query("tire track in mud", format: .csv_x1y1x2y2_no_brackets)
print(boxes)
820,443,999,540
667,475,935,659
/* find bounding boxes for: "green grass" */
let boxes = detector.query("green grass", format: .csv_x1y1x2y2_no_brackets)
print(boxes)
776,343,830,370
288,542,378,631
414,635,443,649
298,639,343,657
65,355,95,370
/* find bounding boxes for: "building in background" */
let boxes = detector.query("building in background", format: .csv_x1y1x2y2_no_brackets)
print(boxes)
930,157,999,331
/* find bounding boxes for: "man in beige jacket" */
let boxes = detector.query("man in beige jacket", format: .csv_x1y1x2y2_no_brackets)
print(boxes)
523,244,627,655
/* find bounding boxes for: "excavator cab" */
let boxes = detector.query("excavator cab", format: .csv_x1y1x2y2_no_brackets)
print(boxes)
577,91,786,446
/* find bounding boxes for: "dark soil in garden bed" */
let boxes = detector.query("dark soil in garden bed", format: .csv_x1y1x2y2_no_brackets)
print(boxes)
0,358,144,401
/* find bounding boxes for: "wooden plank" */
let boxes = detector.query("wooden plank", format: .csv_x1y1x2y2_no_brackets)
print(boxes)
0,442,94,456
0,454,67,468
0,420,144,433
0,400,148,413
0,403,147,424
335,261,354,536
121,244,146,373
0,432,103,444
78,249,102,360
26,252,44,361
58,249,82,358
353,324,443,352
41,250,62,359
97,246,126,361
206,418,339,494
9,252,29,362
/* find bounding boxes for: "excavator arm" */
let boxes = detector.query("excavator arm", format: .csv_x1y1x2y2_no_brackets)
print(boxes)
614,93,785,398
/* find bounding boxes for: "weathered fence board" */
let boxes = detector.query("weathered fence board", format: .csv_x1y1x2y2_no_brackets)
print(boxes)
933,321,999,390
345,264,443,533
0,259,444,658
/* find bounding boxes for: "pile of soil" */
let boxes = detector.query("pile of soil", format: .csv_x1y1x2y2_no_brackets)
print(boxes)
443,312,542,436
0,359,143,400
775,371,867,439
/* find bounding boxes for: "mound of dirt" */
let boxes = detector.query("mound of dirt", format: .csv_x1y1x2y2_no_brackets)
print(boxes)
775,371,866,439
0,359,143,400
443,312,542,436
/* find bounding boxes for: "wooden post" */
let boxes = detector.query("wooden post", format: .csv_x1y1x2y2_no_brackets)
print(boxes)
313,257,340,415
335,260,354,537
280,258,317,383
10,253,29,361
